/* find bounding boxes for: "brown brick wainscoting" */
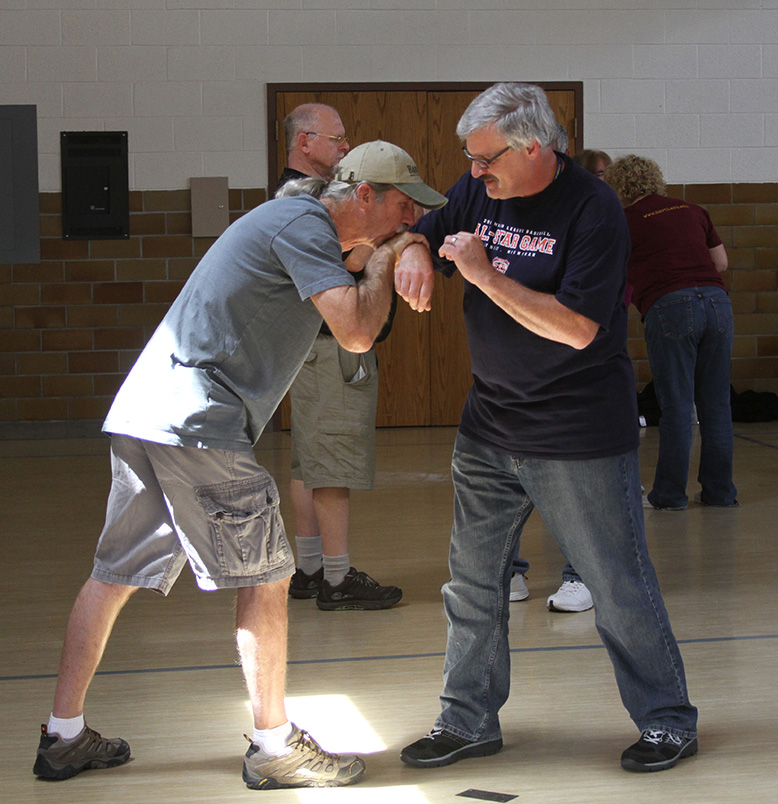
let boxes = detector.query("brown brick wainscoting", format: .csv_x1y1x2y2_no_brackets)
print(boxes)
1,183,776,436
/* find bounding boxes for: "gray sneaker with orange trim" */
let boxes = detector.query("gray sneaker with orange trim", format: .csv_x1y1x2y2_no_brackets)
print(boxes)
242,724,365,789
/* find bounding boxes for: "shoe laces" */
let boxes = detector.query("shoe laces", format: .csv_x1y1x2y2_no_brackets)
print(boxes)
350,570,379,588
561,580,585,592
642,729,682,747
81,727,110,751
291,728,337,760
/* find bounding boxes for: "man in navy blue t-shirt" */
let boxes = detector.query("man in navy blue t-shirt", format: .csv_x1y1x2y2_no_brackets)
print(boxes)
398,83,698,775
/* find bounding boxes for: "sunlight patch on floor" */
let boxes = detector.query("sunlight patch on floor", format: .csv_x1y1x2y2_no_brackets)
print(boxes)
246,694,387,753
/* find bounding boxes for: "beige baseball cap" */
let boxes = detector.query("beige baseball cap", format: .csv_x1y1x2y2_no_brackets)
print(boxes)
335,140,448,209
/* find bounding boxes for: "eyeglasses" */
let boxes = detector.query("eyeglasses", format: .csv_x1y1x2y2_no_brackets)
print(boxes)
462,144,512,170
305,132,349,145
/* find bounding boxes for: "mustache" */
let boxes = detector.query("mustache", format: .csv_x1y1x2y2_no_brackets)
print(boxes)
373,223,410,248
478,173,496,184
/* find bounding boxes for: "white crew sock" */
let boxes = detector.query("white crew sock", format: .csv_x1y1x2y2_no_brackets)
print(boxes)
48,713,85,740
252,721,294,757
295,535,322,576
323,553,350,587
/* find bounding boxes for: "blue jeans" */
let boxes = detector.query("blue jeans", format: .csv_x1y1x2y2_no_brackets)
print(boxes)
436,432,697,742
510,548,581,583
644,286,737,508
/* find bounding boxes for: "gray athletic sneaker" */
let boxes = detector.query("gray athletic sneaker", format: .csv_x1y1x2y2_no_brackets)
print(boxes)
33,724,131,780
242,724,365,790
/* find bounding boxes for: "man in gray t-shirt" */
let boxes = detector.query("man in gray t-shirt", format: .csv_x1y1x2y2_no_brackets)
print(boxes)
34,142,446,791
103,193,358,451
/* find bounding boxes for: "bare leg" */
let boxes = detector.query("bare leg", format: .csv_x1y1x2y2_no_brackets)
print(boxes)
236,580,290,730
289,478,319,538
312,487,350,557
52,578,136,718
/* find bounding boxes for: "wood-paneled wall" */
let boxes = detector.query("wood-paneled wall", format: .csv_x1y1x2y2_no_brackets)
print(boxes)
270,84,581,426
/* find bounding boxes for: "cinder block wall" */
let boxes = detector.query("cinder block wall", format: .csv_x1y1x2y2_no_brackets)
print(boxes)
0,187,265,434
1,183,776,435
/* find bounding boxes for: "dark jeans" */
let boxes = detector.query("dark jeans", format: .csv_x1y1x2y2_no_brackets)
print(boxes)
437,432,697,742
644,286,737,508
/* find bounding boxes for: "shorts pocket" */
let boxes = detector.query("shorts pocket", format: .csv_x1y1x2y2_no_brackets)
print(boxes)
195,471,290,578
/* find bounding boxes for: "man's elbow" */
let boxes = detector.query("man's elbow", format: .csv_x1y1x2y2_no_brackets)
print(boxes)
569,335,595,351
569,322,600,350
342,336,373,353
334,329,374,354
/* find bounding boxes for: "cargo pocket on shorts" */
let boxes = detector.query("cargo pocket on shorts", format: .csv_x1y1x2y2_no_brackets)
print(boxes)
195,471,289,579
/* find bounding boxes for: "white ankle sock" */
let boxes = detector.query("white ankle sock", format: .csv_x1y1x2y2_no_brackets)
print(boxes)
252,721,294,757
323,553,350,587
48,713,85,740
295,535,322,576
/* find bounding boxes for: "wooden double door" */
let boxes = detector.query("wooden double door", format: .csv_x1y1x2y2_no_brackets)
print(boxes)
267,82,582,427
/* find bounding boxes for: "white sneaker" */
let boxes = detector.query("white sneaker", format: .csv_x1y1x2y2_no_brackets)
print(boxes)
546,580,593,612
509,573,529,602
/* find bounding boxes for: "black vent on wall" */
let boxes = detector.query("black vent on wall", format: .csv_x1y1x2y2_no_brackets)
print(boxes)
60,131,129,240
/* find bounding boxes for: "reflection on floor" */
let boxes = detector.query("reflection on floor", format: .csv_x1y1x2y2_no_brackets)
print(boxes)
1,423,776,803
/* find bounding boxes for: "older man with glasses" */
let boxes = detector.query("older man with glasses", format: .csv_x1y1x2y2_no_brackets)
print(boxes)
396,82,698,775
278,104,406,612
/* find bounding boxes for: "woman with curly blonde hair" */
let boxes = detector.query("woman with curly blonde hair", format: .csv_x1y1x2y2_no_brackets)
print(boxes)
604,155,738,510
604,154,665,202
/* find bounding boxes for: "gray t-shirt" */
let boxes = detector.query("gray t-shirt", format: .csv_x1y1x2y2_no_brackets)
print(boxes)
103,195,354,451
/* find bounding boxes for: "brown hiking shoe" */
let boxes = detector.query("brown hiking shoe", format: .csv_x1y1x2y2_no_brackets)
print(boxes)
242,724,365,789
33,724,131,780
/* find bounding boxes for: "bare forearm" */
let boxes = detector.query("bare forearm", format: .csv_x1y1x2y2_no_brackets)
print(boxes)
317,268,392,353
438,232,599,349
710,243,728,273
314,233,429,351
395,242,436,312
351,247,395,347
477,270,598,349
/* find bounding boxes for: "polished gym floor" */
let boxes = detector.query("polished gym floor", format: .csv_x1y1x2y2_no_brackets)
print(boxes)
1,423,776,804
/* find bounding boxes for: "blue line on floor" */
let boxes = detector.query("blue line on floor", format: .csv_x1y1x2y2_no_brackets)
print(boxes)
2,633,776,683
734,433,778,449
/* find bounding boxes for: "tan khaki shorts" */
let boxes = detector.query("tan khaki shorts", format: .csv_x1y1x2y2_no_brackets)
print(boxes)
92,435,295,595
289,334,378,490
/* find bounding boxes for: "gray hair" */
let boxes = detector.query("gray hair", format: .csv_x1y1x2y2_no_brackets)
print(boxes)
275,177,394,203
553,122,569,153
283,103,339,157
456,83,561,150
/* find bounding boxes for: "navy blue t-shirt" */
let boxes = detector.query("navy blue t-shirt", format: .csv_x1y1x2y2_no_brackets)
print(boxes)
413,155,638,460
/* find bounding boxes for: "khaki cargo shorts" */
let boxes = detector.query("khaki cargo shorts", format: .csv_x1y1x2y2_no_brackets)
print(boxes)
92,434,295,595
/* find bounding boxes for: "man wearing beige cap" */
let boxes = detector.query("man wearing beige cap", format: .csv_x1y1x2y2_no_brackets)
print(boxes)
33,141,445,790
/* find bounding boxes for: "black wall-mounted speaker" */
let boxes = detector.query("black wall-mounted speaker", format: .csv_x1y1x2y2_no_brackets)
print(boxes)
60,131,129,240
0,104,40,264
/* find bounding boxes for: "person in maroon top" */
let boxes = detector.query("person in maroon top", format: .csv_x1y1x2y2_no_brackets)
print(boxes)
605,155,738,510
